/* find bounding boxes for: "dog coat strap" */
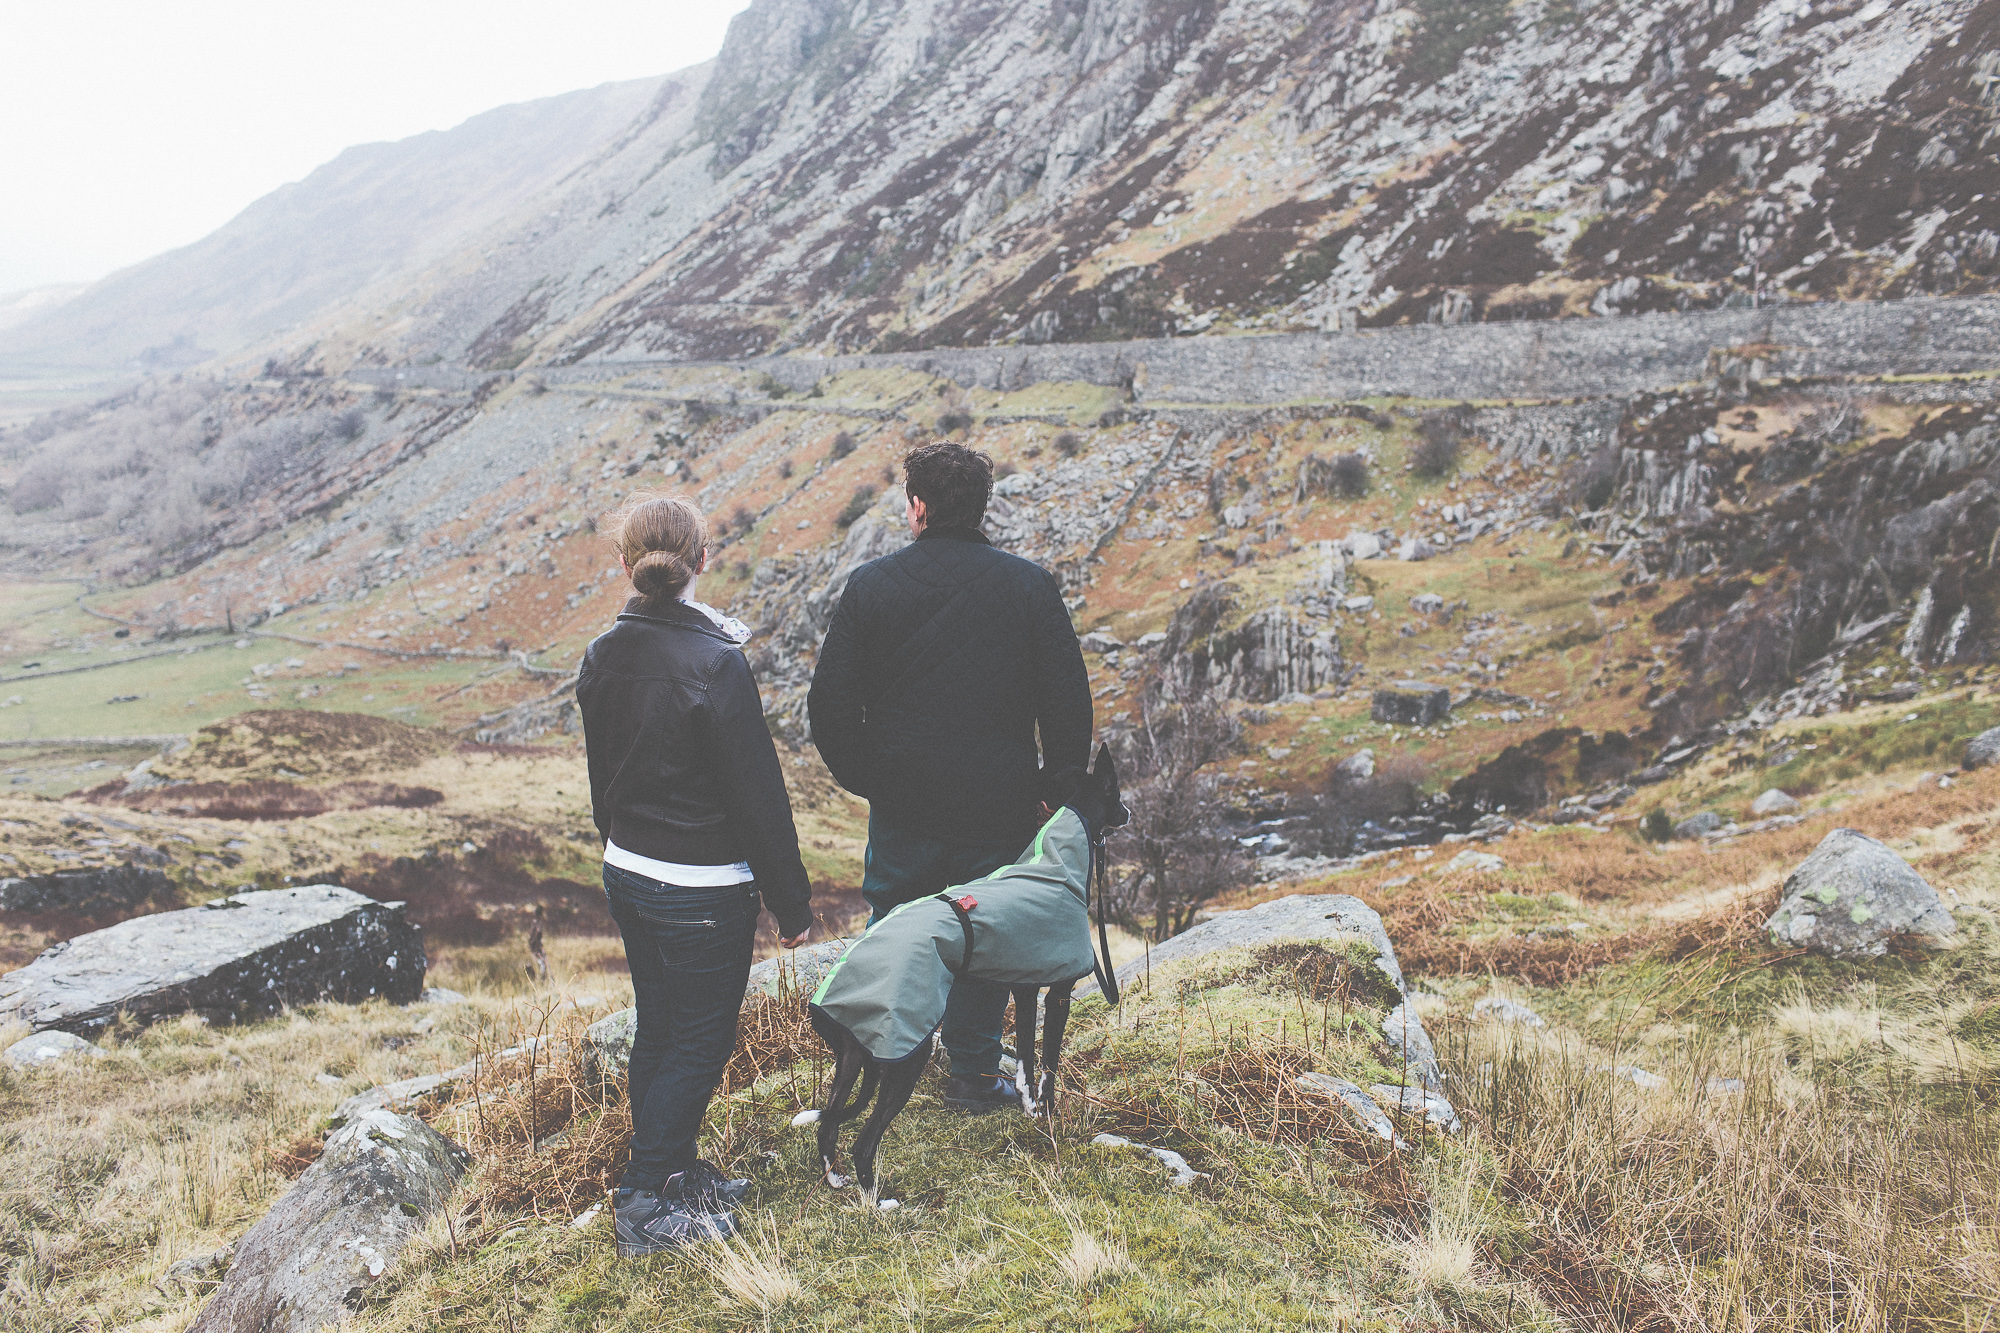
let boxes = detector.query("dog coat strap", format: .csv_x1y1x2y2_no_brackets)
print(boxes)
937,892,975,976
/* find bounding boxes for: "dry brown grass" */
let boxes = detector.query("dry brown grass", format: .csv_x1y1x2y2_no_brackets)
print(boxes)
1440,1016,2000,1331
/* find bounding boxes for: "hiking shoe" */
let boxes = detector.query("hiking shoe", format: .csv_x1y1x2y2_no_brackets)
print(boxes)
942,1073,1018,1113
614,1188,733,1257
662,1159,751,1211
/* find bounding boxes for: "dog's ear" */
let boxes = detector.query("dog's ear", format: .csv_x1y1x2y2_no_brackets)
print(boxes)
1091,742,1130,829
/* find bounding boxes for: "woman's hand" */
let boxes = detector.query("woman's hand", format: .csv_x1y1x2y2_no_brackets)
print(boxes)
779,927,811,949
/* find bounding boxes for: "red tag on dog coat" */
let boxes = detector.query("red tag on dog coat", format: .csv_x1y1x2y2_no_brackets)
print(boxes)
952,894,977,912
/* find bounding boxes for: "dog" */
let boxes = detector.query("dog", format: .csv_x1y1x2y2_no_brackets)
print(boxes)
799,743,1128,1196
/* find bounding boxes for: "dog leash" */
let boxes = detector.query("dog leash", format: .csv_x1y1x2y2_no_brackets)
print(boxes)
1089,833,1120,1006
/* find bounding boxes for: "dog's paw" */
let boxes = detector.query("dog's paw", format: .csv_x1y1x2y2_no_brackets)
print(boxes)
790,1109,821,1127
824,1170,852,1188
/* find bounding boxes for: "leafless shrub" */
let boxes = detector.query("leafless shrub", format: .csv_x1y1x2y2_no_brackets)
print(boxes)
1106,678,1248,941
829,431,856,460
1305,753,1428,857
1411,408,1469,477
1053,431,1083,457
937,410,973,434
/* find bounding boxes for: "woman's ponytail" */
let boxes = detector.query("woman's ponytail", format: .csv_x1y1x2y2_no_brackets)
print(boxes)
611,493,707,599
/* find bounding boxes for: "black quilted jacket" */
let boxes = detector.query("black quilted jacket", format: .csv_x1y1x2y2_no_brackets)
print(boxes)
577,596,813,936
807,526,1092,842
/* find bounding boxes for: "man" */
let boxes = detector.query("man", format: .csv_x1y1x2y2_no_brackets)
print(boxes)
808,440,1092,1111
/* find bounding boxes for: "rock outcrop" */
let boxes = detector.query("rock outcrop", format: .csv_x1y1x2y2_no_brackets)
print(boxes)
187,1109,467,1333
0,864,174,915
1765,828,1957,959
3,1029,107,1069
1115,893,1444,1098
0,885,423,1034
1371,682,1450,726
1966,726,2000,770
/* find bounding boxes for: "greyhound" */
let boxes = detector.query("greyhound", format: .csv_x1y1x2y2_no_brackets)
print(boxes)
800,744,1127,1195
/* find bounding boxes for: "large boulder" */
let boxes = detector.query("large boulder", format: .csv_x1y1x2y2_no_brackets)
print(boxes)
0,885,423,1034
1966,725,2000,770
1115,894,1447,1100
1371,681,1449,726
0,864,174,915
187,1109,467,1333
1764,828,1957,958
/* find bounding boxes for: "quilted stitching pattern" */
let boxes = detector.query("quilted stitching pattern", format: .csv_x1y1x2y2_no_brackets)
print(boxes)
809,533,1092,841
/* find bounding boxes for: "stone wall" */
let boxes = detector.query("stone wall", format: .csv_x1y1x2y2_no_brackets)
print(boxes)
354,297,2000,407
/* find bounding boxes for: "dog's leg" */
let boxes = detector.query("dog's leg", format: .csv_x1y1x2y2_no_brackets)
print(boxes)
851,1043,929,1200
1012,987,1041,1116
817,1039,874,1188
1038,982,1074,1114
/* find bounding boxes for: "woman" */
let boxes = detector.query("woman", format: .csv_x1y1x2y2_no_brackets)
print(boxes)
577,492,813,1257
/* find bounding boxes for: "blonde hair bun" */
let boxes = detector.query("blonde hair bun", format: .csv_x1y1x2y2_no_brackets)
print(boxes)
612,493,707,599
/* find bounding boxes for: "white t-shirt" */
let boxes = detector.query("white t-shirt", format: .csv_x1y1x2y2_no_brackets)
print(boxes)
604,839,753,887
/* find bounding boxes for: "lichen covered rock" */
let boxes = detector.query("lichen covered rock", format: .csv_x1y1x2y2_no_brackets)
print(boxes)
1765,828,1956,959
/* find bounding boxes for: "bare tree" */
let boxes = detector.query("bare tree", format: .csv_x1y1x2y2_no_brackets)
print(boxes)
1107,676,1249,941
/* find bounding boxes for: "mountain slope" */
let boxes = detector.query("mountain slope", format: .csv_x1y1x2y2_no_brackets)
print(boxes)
301,0,1999,373
0,76,671,377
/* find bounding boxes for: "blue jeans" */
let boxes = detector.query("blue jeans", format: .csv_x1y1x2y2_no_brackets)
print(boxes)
860,811,1020,1080
604,865,759,1191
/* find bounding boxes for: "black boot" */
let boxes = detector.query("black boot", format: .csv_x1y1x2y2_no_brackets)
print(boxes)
614,1188,733,1257
662,1158,751,1211
942,1072,1019,1113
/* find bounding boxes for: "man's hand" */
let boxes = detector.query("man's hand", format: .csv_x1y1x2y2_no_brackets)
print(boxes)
779,927,812,949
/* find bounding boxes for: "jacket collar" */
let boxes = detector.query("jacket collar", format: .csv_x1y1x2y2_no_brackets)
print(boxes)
917,523,989,545
616,595,751,643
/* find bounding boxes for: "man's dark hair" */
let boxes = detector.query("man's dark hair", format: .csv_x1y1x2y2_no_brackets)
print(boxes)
903,441,993,530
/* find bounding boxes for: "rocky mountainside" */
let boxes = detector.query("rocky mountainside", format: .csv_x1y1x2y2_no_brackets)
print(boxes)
0,76,671,378
283,0,2000,373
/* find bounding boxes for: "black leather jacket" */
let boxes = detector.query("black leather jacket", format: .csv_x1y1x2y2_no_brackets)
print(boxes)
578,596,812,937
807,526,1092,843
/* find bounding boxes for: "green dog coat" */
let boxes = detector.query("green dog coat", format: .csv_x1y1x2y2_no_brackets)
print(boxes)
809,807,1100,1063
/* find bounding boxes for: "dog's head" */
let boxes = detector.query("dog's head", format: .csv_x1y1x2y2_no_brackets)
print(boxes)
1072,743,1128,836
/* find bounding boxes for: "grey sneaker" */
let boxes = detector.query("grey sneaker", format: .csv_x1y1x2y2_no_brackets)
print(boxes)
942,1073,1018,1113
663,1159,751,1211
614,1188,733,1257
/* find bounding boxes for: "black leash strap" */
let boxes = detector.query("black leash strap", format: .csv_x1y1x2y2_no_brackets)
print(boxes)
938,893,976,976
1090,834,1121,1006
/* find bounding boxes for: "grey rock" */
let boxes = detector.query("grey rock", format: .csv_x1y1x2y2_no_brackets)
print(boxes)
3,1029,107,1068
1409,593,1445,615
419,986,468,1005
1750,788,1801,816
331,1070,463,1127
0,864,174,915
1090,1133,1205,1188
187,1110,468,1333
1595,1064,1666,1090
1472,996,1546,1027
1344,531,1383,560
1371,681,1449,726
1340,595,1375,613
1673,811,1723,839
1629,764,1672,785
1396,537,1436,562
1296,1073,1405,1148
1368,1083,1460,1132
1079,630,1123,654
1383,1002,1443,1094
1115,894,1405,994
1446,850,1504,874
747,937,852,999
157,1245,233,1296
1706,1077,1745,1095
1965,725,2000,770
584,1007,638,1074
1764,828,1957,959
0,885,423,1034
588,938,857,1075
1334,748,1375,780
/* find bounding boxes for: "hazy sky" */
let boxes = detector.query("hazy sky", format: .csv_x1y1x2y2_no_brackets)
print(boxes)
0,1,750,294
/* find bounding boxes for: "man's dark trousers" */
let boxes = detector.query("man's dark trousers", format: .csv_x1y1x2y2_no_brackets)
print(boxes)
859,811,1020,1079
